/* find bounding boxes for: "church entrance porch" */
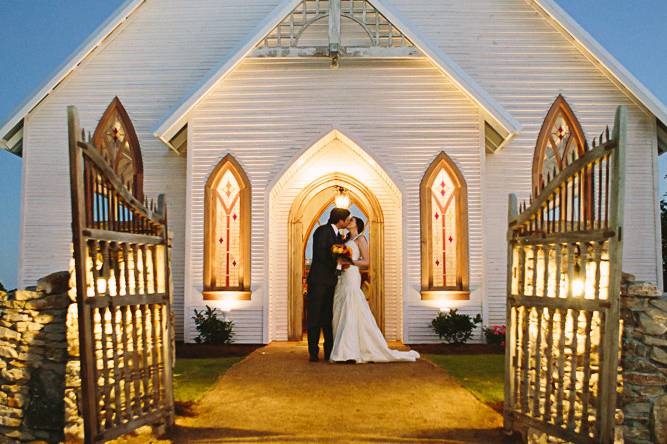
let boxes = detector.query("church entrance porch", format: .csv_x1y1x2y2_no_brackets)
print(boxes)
168,343,505,443
288,174,383,340
268,130,404,342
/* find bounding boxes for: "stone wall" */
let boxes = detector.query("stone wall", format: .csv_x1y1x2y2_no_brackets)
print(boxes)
64,291,83,441
620,280,667,443
0,271,72,443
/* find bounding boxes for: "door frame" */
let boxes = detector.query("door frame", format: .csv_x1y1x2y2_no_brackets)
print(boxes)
287,173,385,340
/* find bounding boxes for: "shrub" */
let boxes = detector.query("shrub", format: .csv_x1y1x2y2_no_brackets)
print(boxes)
483,325,506,347
431,309,482,345
192,306,235,344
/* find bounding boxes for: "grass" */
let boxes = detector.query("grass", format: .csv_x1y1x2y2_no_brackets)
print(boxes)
173,357,243,403
427,354,505,409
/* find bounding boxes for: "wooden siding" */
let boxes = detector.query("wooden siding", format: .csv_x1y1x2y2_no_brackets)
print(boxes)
387,0,662,324
407,305,483,344
186,306,264,344
19,0,282,340
188,58,483,343
17,0,661,343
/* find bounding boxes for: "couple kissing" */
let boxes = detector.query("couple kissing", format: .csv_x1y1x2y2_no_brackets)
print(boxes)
306,208,419,364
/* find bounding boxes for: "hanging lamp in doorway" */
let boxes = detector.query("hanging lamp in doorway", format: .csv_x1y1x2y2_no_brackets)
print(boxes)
334,186,351,209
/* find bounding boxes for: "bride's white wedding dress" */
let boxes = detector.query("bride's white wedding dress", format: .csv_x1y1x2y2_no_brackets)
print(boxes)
330,235,420,363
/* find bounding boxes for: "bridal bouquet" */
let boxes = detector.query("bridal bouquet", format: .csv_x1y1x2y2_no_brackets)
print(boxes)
332,243,353,271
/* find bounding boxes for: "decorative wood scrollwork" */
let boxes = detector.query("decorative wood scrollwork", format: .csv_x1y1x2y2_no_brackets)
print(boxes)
255,0,416,59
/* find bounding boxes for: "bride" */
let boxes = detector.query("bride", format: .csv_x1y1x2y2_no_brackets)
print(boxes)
330,216,420,363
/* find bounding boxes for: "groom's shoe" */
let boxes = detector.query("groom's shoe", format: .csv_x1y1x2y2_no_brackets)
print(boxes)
309,355,319,362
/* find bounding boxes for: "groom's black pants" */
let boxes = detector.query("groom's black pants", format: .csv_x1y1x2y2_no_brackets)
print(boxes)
306,283,335,359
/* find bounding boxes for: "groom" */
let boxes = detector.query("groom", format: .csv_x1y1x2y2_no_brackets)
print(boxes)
306,207,351,362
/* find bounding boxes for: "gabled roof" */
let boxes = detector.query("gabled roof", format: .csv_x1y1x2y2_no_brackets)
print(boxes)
0,0,144,156
531,0,667,152
152,0,523,148
2,0,667,156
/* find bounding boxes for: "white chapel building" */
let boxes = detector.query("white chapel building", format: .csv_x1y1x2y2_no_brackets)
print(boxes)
2,0,666,343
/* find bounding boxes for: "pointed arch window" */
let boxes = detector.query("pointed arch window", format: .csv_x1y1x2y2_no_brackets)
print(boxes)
420,152,469,299
533,95,587,194
93,97,143,199
204,155,251,298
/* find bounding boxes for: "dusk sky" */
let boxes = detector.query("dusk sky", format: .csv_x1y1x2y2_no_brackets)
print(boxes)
0,1,666,289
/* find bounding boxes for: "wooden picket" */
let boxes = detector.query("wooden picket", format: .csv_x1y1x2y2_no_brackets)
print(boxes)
68,105,174,443
504,106,626,443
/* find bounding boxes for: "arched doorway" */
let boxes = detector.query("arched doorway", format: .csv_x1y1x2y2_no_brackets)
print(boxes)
287,173,384,341
302,200,371,337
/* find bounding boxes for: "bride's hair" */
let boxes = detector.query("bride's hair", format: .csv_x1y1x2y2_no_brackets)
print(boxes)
353,216,365,234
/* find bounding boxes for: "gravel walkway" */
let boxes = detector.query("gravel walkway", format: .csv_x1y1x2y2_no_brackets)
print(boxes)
161,342,507,443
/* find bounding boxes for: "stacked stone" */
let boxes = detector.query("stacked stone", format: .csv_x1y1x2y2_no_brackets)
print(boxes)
620,280,667,444
0,272,70,443
64,290,83,440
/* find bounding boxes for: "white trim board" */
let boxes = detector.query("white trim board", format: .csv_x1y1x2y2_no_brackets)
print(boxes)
151,0,523,145
2,0,667,155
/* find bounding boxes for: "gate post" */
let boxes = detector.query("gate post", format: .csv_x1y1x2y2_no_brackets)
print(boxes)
504,193,518,435
67,106,98,443
598,106,626,443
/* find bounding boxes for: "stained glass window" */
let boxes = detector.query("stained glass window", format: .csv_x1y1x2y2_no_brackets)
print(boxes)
430,168,458,288
421,152,468,293
533,96,586,193
93,97,143,199
213,170,241,288
205,155,250,292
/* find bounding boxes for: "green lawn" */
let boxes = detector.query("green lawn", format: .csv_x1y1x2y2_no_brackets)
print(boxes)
173,357,243,403
427,354,505,408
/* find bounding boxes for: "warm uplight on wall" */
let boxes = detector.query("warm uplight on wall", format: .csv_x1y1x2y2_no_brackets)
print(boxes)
219,299,236,314
334,186,351,209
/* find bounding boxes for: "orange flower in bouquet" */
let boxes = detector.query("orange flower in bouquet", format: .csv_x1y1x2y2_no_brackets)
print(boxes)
331,243,353,261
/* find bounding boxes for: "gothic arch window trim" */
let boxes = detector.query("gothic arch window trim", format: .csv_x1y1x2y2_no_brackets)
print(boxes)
420,152,469,299
532,95,588,194
203,154,251,299
93,96,144,199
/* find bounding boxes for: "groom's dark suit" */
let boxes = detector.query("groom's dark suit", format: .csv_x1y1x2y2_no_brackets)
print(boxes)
306,224,343,360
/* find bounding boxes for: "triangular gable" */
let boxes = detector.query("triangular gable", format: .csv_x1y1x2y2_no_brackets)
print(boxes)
253,0,418,58
532,0,667,153
0,0,144,157
4,1,666,155
153,0,522,151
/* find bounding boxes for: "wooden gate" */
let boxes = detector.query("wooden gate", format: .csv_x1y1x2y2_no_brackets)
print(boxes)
504,106,626,443
67,105,174,443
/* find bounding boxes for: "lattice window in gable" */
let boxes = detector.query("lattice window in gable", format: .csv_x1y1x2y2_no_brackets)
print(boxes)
254,0,416,58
